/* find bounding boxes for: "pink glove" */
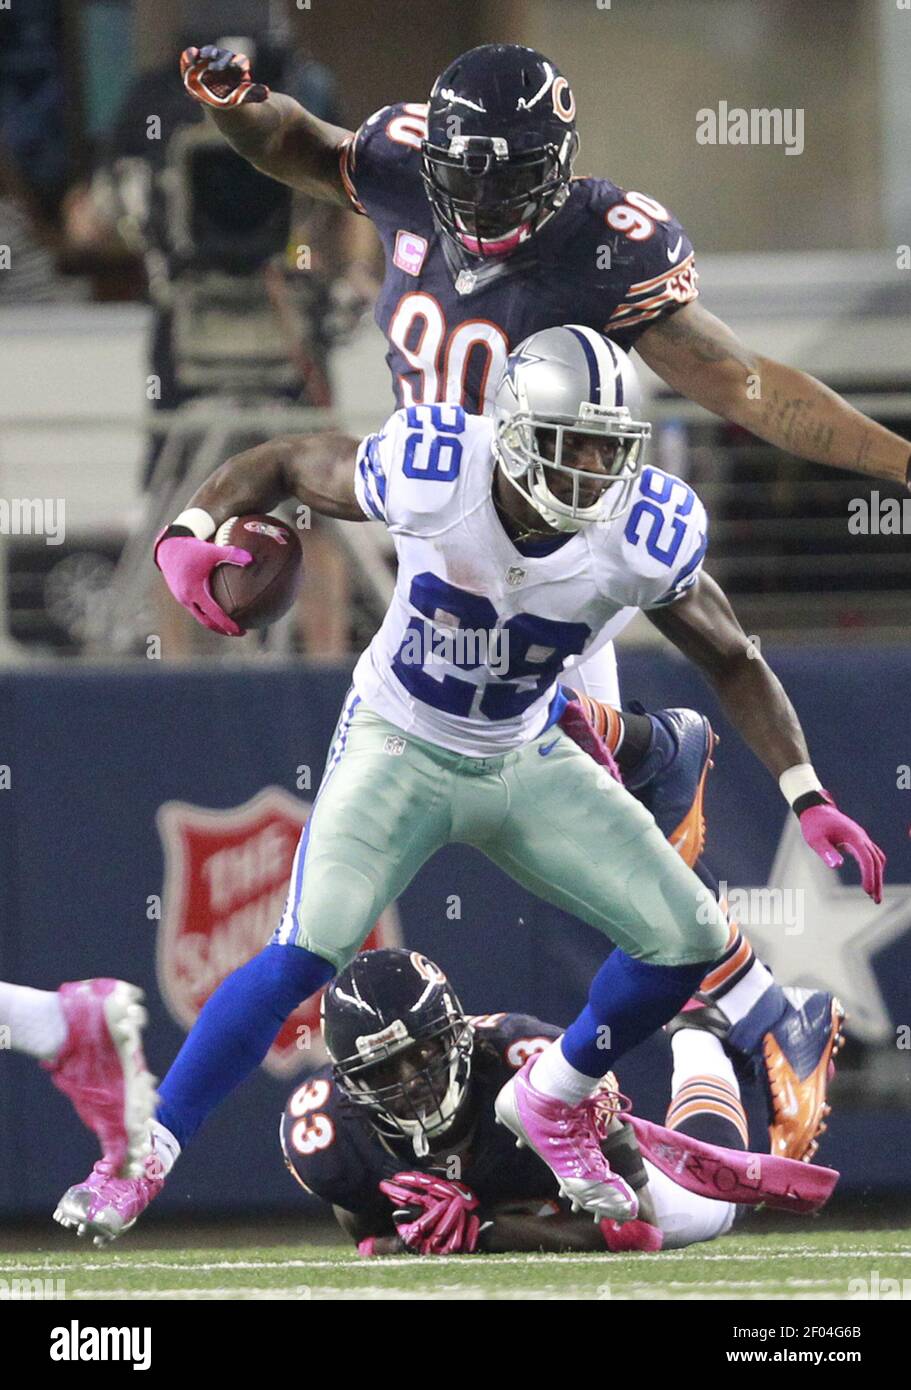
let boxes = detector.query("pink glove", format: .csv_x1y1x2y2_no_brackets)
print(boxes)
154,533,252,637
798,796,886,903
379,1172,483,1255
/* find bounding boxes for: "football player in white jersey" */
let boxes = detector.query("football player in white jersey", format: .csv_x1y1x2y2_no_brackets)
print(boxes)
55,328,883,1245
172,39,891,1163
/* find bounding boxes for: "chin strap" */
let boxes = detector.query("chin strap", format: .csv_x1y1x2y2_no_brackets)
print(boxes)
494,457,581,540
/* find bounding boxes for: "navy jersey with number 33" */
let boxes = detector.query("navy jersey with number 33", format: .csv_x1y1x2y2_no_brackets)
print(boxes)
281,1013,571,1232
339,102,698,415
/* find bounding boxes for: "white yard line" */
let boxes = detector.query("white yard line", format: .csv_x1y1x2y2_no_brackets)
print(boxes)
5,1248,909,1275
61,1280,854,1302
69,1287,325,1301
67,1287,538,1300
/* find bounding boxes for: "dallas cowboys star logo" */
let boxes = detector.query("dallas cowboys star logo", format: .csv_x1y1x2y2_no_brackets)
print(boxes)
504,346,548,391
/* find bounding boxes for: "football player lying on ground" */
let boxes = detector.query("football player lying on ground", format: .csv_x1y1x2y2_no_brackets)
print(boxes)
56,329,882,1245
281,949,839,1256
0,979,156,1185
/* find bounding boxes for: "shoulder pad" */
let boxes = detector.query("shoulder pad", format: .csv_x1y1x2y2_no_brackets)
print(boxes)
341,101,428,214
615,466,708,608
584,183,698,346
356,404,491,528
471,1012,563,1071
280,1073,382,1211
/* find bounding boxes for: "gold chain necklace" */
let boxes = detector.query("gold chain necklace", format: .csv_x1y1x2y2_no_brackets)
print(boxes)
492,493,554,545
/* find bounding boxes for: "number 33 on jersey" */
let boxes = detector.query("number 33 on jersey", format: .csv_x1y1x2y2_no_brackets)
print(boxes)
351,404,707,758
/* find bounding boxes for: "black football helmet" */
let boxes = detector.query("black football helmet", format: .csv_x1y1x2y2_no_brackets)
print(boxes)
322,948,473,1155
421,44,579,266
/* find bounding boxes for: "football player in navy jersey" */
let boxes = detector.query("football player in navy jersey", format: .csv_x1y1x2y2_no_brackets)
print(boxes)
179,41,911,483
280,949,839,1256
169,38,892,1167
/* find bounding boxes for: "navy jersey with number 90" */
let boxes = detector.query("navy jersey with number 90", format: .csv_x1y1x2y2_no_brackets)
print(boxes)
339,102,699,415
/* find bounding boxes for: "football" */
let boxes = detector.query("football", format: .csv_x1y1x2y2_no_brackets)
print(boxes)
210,514,303,629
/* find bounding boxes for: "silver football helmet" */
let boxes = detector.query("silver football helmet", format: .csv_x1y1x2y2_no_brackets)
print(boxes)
493,325,651,531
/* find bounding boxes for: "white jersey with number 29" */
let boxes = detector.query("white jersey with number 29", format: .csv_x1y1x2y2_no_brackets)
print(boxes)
351,404,707,757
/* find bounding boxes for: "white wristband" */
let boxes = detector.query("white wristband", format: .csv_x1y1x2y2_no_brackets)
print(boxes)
779,763,823,806
172,508,216,540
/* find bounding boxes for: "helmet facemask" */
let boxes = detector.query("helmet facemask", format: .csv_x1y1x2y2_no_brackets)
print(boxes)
421,131,577,260
495,401,651,532
332,1014,474,1158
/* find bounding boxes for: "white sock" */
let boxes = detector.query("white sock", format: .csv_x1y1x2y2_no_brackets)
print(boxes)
150,1119,181,1177
530,1038,599,1105
715,958,775,1025
0,982,68,1061
670,1029,738,1098
642,1158,736,1249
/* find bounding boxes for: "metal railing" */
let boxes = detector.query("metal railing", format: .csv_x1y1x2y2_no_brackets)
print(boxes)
647,393,911,638
0,399,395,661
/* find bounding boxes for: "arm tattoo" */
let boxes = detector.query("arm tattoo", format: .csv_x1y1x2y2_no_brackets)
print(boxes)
757,389,836,459
853,432,874,473
649,309,756,371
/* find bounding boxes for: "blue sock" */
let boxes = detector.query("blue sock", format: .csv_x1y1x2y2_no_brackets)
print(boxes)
157,943,335,1147
561,949,713,1078
728,983,788,1059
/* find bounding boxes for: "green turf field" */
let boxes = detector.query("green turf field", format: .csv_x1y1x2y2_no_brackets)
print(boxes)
3,1226,909,1300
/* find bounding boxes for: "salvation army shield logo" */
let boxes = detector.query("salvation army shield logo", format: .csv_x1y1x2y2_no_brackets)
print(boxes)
156,787,400,1077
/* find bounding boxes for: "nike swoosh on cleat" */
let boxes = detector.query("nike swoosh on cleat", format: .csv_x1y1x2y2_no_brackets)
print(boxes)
667,235,683,262
538,738,560,756
778,1078,798,1118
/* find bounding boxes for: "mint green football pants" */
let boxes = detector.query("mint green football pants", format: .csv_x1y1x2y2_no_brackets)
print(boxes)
271,699,729,970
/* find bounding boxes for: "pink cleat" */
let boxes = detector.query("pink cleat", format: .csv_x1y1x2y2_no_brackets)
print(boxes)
494,1058,638,1222
43,979,157,1178
53,1153,164,1247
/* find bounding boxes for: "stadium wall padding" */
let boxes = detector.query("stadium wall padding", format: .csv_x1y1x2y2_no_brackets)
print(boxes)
1,649,909,1217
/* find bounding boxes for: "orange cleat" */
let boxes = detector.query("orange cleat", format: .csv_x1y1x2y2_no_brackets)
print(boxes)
762,990,846,1162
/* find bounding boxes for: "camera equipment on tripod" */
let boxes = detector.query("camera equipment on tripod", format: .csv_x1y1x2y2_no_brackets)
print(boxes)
155,123,325,395
162,123,292,274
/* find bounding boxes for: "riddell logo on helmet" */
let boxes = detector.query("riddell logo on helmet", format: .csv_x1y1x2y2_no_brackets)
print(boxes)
356,1019,409,1055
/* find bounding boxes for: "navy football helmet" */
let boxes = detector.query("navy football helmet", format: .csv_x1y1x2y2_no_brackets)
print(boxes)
322,949,473,1155
421,44,579,265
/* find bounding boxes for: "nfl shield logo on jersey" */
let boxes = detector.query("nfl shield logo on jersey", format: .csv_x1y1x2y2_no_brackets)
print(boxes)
393,230,428,277
454,269,478,296
156,787,400,1076
505,565,527,587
